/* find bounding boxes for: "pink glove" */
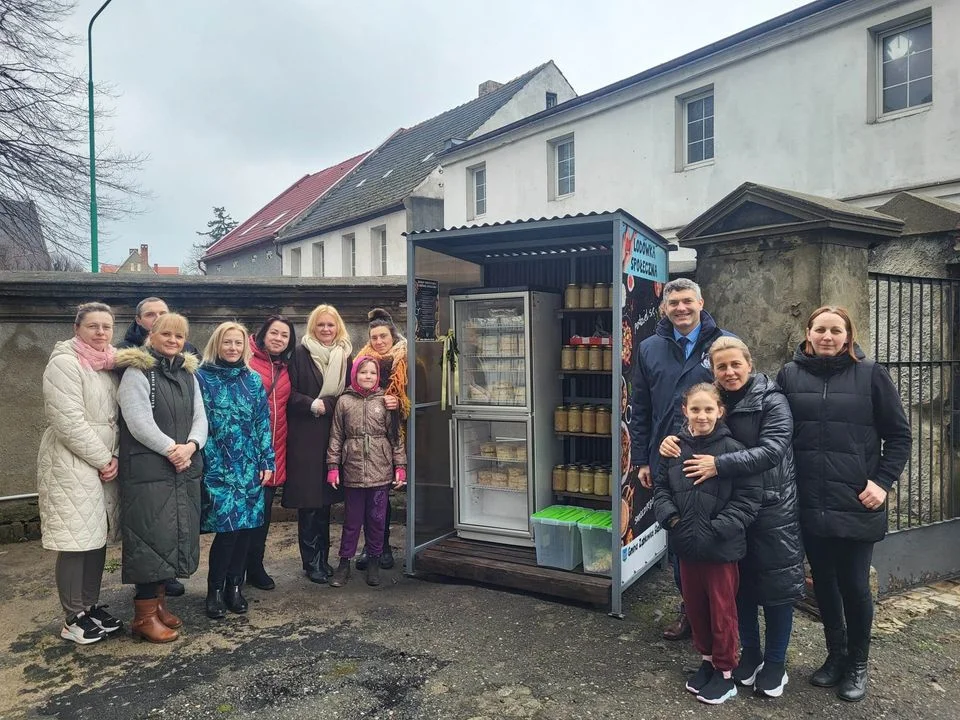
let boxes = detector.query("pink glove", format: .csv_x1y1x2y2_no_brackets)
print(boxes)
326,468,340,487
394,467,407,486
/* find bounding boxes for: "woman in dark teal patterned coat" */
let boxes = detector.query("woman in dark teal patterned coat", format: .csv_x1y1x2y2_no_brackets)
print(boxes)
196,322,275,620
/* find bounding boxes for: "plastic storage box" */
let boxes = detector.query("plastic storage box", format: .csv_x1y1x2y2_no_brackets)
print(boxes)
578,510,614,576
530,505,592,570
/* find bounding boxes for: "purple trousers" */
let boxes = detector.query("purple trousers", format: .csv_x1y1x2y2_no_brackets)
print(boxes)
338,485,390,559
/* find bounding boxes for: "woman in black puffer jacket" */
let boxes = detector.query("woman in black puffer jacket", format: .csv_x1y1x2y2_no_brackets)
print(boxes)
777,306,910,703
660,337,805,699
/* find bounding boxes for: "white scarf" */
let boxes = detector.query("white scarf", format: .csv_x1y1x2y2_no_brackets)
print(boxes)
302,334,352,398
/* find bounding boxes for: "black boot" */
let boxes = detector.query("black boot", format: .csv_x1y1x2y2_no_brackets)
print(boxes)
380,504,395,570
165,578,186,597
837,645,868,702
205,581,226,619
299,510,332,584
224,576,248,614
366,557,381,587
329,559,351,588
811,627,848,688
355,548,369,571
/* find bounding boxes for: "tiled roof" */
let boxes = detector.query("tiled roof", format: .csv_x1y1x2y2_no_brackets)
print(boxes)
279,62,554,243
154,266,179,275
99,263,119,273
203,152,369,261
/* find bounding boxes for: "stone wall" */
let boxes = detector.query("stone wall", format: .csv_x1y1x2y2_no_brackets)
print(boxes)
0,272,406,513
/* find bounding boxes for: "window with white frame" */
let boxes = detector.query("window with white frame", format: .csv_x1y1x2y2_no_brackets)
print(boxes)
312,242,324,277
289,247,301,277
342,234,356,276
552,136,575,197
684,91,714,166
370,226,387,276
878,19,932,116
470,164,487,218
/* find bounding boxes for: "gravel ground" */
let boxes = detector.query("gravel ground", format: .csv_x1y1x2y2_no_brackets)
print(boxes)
1,521,957,720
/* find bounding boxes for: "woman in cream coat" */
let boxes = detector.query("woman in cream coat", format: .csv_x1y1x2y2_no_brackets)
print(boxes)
37,302,123,645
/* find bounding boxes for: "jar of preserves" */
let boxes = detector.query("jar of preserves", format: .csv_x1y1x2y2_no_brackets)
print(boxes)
588,345,603,371
593,283,608,308
593,468,609,496
602,345,613,371
564,283,580,309
605,284,614,308
579,466,595,495
554,405,568,433
561,344,576,370
581,405,596,434
552,464,566,491
575,344,590,371
596,406,612,436
578,283,594,309
565,465,580,493
567,404,582,433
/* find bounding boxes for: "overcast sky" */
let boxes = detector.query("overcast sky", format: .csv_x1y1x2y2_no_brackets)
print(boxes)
65,0,811,268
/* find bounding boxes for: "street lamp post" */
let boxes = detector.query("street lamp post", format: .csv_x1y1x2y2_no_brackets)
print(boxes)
88,0,116,273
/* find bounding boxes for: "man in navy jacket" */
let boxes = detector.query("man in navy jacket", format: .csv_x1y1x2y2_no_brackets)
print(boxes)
629,278,733,639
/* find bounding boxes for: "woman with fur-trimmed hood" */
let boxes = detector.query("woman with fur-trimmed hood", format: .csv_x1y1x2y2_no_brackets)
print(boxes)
115,312,207,644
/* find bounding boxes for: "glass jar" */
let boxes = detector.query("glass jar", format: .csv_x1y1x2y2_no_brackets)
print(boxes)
554,406,569,433
578,283,594,309
596,406,612,436
565,465,580,493
574,345,590,371
567,404,582,433
605,284,614,308
552,464,566,491
564,283,580,309
579,466,595,495
593,468,609,496
602,345,613,371
581,405,596,434
561,345,576,370
588,345,603,371
593,283,608,308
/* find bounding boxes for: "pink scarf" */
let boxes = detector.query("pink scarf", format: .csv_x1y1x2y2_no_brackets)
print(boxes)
72,336,116,371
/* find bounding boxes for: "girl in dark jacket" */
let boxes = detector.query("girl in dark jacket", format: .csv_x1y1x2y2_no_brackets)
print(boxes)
777,306,910,702
244,315,295,590
654,383,762,706
660,337,805,699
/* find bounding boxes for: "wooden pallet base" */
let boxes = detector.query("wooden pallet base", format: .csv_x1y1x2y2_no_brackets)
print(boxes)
415,536,611,606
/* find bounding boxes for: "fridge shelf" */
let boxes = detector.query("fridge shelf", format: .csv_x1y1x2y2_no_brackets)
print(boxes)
554,490,612,501
556,431,612,438
467,484,527,493
466,455,528,464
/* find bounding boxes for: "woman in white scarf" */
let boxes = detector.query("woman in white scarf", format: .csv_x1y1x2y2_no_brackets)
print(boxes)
283,304,354,584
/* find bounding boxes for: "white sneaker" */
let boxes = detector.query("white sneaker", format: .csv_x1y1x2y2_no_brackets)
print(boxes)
61,612,106,645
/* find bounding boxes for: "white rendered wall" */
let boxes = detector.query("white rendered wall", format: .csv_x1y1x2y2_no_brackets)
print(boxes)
442,0,960,234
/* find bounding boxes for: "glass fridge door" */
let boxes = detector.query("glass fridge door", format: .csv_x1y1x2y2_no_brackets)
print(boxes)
454,295,528,409
455,417,531,536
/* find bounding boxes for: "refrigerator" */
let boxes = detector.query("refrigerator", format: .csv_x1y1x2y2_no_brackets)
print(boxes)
449,289,561,546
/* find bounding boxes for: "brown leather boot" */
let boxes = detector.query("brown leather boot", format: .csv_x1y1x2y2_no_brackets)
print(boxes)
663,611,692,641
131,598,179,643
157,584,183,629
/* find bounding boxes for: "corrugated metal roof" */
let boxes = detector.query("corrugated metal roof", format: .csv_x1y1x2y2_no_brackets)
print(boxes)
203,152,369,261
406,210,626,236
278,62,556,243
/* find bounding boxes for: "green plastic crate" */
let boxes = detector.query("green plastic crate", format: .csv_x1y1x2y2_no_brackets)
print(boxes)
577,510,614,576
530,505,592,570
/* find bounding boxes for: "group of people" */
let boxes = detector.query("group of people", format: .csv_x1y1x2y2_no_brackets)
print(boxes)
37,296,409,645
634,279,911,705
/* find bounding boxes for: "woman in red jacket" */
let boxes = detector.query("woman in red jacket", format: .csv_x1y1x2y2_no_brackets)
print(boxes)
244,315,296,590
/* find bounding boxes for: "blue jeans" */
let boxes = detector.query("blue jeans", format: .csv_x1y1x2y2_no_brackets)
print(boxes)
737,596,794,664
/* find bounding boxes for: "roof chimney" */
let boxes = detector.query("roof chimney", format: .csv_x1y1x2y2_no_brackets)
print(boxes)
478,80,503,97
140,243,149,266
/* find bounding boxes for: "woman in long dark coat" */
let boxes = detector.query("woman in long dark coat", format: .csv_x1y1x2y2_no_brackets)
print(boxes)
283,304,352,584
777,306,910,703
660,336,804,699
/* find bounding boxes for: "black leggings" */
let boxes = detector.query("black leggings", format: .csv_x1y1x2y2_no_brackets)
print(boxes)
208,529,253,586
804,532,875,653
